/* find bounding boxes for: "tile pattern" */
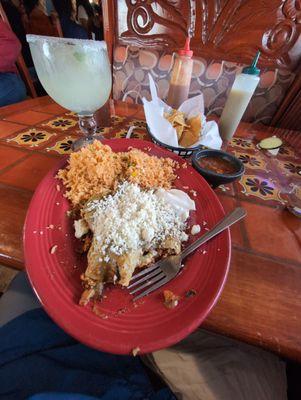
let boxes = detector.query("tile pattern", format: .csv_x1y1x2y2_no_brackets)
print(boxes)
1,109,300,209
240,175,284,203
46,136,78,154
42,117,78,131
6,128,57,148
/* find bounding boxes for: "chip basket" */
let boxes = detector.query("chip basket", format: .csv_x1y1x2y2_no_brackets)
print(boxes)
146,125,205,158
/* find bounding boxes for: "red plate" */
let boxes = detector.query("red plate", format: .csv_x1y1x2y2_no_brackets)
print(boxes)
24,139,230,354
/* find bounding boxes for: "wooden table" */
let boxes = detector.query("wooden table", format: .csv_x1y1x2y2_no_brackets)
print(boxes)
0,96,300,360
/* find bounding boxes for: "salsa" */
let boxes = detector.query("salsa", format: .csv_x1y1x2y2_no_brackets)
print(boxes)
197,156,236,175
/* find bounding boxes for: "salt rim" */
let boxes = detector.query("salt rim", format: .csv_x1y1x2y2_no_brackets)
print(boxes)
26,34,107,50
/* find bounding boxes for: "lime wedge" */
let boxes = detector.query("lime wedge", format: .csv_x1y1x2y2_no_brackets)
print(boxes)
259,137,283,150
73,51,86,62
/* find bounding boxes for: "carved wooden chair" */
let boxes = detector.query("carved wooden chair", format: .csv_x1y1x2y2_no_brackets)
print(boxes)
0,1,37,98
102,0,301,130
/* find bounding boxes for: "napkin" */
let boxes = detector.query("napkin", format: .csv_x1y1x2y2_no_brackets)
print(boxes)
143,74,222,150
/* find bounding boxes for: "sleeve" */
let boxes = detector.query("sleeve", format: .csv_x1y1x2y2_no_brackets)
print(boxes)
0,20,21,72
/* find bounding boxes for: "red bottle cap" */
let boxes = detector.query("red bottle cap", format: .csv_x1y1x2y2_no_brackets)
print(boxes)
178,37,193,57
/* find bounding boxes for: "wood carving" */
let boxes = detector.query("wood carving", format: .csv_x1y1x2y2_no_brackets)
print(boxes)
118,0,189,46
114,0,301,70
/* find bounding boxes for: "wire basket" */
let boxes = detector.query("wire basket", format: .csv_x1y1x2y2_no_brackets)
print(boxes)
147,125,205,158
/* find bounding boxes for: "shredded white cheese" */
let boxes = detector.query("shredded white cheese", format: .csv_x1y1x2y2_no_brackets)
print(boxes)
84,182,192,262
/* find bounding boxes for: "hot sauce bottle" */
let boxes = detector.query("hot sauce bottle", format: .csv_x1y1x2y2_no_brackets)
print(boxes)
167,38,193,109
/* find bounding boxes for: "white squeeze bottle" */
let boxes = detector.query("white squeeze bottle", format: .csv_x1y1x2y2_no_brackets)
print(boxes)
219,51,260,142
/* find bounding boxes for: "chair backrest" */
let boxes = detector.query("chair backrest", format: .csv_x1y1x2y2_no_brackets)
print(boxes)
102,0,301,129
0,1,37,98
19,0,63,38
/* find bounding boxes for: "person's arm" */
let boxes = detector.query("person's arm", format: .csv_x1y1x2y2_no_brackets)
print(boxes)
0,20,21,72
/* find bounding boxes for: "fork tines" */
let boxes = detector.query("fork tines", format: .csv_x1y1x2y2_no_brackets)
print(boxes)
128,262,167,301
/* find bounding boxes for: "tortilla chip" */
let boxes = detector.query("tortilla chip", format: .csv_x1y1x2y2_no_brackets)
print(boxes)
165,110,202,148
175,124,184,140
179,115,202,147
187,115,202,134
164,110,187,127
179,128,198,147
164,111,172,122
173,113,186,127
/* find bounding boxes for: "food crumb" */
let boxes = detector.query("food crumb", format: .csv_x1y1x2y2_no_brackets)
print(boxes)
132,347,140,357
204,227,209,231
46,224,54,230
183,186,189,189
217,248,220,252
33,230,37,234
202,250,207,254
182,163,188,169
39,231,43,235
56,202,60,206
56,185,60,191
190,189,197,197
92,304,108,319
191,224,201,235
203,221,207,226
50,245,58,254
185,289,197,298
163,290,180,309
73,265,78,269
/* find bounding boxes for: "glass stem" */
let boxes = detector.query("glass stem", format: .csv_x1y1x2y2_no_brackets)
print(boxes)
78,114,101,140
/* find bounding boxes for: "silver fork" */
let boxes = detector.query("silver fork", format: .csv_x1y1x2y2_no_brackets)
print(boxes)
128,207,247,301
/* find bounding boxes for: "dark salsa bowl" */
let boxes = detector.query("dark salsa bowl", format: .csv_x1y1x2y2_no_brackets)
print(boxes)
192,149,245,188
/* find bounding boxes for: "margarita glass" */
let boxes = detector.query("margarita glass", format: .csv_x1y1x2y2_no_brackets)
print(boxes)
26,34,112,150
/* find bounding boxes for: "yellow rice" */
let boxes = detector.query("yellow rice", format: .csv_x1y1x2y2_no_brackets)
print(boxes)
58,141,178,206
